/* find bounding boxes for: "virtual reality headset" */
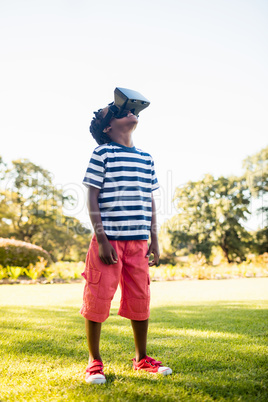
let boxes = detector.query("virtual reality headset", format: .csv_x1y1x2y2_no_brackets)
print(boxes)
99,87,150,132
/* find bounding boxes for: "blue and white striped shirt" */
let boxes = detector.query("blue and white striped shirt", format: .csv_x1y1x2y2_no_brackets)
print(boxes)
82,141,159,240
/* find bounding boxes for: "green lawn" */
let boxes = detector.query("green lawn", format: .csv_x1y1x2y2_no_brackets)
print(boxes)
0,278,267,401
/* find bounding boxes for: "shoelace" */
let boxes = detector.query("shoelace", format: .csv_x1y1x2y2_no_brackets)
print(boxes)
86,360,104,375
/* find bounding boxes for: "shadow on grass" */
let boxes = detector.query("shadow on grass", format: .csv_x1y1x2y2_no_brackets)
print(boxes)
149,303,268,337
1,302,267,401
70,372,266,402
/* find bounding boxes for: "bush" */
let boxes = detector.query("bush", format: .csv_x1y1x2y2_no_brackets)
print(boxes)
24,257,48,280
149,256,268,281
0,238,52,268
7,266,23,280
44,261,85,282
0,265,7,279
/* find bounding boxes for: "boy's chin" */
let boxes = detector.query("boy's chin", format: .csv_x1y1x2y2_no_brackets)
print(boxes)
124,116,138,128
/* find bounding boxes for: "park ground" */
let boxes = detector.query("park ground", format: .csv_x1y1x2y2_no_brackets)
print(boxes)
0,278,267,401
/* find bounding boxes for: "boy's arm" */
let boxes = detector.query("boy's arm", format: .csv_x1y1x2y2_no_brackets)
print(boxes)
146,193,160,267
87,186,118,265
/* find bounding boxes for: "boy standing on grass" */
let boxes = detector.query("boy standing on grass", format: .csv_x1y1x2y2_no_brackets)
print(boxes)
80,100,172,384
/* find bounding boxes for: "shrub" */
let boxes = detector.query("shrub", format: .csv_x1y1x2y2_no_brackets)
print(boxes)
149,258,268,281
7,266,23,280
43,261,85,282
0,238,52,268
0,265,7,279
24,257,48,280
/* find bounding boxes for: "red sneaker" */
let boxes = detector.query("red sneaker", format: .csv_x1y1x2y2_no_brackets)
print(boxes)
132,355,172,375
85,359,106,384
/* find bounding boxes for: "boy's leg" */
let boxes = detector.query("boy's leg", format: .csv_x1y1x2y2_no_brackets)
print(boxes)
118,240,150,361
131,319,149,362
131,317,173,375
85,319,102,363
81,237,124,364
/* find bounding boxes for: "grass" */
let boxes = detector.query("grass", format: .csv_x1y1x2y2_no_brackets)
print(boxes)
0,278,267,401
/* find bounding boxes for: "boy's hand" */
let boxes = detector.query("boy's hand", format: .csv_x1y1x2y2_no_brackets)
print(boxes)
146,239,160,267
98,238,118,265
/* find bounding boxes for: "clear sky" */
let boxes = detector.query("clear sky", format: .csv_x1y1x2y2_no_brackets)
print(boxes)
0,0,267,231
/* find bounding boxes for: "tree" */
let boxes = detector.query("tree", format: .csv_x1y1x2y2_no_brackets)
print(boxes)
169,174,252,263
32,215,91,261
0,158,69,242
242,146,268,253
0,157,91,261
242,145,268,198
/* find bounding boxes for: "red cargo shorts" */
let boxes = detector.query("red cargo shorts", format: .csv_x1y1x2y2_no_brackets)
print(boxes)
80,234,150,323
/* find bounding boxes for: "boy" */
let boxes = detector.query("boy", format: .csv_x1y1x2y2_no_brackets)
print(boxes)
80,103,172,384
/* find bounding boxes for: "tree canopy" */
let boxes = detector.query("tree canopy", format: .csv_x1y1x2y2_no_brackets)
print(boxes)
0,158,91,261
162,146,267,263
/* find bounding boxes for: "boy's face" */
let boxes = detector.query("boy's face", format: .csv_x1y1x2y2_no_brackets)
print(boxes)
102,106,139,134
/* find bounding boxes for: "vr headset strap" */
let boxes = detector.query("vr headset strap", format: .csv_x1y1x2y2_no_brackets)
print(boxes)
98,103,119,133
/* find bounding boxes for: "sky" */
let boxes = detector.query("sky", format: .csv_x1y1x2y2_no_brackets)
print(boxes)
0,0,267,231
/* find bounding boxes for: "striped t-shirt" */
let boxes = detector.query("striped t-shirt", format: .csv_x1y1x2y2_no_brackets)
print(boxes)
82,141,159,240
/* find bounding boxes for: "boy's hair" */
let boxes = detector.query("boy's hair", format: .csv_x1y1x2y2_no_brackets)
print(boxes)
89,108,112,145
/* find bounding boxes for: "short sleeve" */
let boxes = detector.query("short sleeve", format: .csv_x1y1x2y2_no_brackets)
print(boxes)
82,150,105,189
151,159,159,191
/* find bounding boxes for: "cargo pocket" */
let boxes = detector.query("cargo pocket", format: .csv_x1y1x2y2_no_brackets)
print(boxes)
83,269,102,311
147,274,151,310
